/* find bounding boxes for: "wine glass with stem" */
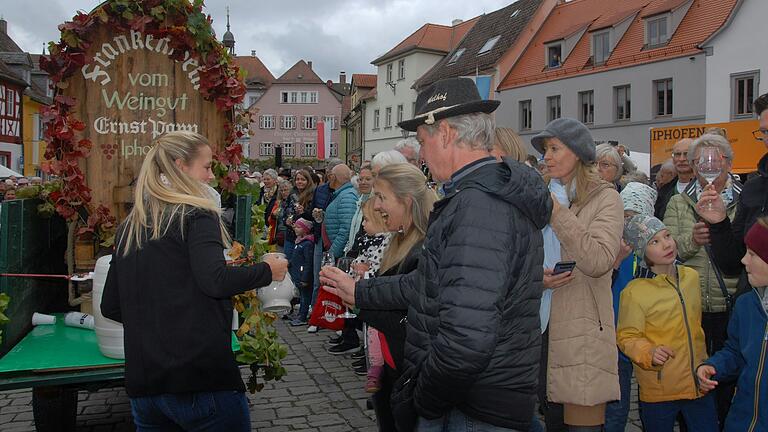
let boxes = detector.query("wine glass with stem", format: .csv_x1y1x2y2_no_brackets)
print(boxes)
697,146,724,211
334,257,357,319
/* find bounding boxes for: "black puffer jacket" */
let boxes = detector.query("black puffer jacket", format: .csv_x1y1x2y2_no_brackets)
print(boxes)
710,152,768,288
355,157,551,431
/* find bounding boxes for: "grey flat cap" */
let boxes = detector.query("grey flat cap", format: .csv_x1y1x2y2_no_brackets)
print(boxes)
531,118,596,163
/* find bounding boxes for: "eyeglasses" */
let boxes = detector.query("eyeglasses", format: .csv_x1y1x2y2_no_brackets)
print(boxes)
597,161,617,170
752,129,768,141
671,151,688,159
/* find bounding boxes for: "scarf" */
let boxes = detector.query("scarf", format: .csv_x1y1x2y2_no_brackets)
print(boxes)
540,179,571,333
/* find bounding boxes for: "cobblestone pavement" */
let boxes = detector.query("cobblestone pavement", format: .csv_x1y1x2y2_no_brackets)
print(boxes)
0,320,654,431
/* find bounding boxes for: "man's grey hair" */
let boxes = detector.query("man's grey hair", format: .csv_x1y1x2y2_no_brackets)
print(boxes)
421,113,495,151
621,171,650,187
325,158,343,172
263,169,278,179
660,159,675,173
372,150,407,170
688,133,733,165
395,137,421,156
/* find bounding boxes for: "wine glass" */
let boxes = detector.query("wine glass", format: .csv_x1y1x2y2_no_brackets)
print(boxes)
697,147,724,211
334,257,357,319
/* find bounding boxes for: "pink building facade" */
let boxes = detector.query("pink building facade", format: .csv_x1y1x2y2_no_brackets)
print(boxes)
248,60,342,161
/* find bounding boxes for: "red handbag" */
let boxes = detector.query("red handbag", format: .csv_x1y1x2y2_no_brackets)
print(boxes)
308,288,345,331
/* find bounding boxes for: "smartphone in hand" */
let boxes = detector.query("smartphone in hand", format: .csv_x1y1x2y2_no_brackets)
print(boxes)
552,261,576,275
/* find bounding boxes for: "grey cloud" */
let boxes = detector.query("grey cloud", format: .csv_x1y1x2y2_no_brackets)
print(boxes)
3,0,514,81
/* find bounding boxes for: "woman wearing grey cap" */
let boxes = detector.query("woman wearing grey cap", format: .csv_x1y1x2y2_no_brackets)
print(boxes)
532,118,624,431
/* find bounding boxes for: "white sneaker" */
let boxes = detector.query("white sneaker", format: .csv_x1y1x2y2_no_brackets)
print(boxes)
307,325,318,333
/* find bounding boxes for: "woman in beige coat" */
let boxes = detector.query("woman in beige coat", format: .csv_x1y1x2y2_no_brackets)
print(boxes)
532,118,623,432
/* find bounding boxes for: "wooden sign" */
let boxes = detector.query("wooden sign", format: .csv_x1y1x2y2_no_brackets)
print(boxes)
63,26,227,220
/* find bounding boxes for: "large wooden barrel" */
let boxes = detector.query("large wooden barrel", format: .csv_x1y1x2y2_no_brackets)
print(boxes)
63,26,228,221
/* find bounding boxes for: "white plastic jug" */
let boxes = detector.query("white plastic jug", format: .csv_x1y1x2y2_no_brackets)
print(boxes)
92,255,125,359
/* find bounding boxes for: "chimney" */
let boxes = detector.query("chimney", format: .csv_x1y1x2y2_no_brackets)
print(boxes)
307,61,313,70
452,19,463,26
339,72,346,84
0,18,7,34
251,50,256,57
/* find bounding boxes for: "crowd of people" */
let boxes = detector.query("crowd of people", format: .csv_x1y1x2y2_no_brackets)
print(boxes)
98,77,767,432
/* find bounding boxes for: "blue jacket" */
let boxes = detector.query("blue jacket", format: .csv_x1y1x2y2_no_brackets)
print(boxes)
704,288,768,432
289,238,314,286
310,183,334,243
612,254,636,362
324,182,359,258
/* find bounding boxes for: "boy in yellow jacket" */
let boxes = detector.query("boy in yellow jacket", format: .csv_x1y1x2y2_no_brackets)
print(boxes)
617,215,718,432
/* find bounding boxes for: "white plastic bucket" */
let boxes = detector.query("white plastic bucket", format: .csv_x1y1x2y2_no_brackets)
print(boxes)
92,255,125,359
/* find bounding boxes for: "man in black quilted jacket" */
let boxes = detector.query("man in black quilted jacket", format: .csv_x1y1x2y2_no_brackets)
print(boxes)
322,78,552,431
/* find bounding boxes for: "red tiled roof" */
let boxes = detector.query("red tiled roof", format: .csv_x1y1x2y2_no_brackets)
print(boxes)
361,88,377,101
372,17,479,65
233,55,275,86
276,60,323,84
591,4,643,31
351,73,376,89
499,0,738,90
641,0,691,18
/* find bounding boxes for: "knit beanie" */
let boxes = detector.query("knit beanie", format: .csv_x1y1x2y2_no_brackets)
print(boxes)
745,221,768,265
620,182,658,218
294,218,313,233
531,118,596,163
624,215,667,267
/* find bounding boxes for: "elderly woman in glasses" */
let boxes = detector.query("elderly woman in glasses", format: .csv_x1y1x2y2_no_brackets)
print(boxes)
596,144,625,192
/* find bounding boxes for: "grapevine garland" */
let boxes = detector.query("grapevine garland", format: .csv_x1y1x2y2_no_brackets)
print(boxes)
39,0,248,242
39,0,285,391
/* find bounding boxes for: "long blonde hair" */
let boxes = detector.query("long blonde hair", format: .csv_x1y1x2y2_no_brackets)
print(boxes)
377,164,437,272
542,137,604,206
118,131,229,256
494,127,526,162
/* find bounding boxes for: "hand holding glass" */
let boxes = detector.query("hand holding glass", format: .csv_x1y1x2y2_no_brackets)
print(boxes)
334,257,357,319
697,147,723,211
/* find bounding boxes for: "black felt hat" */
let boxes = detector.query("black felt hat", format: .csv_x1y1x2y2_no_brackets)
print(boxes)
398,77,500,132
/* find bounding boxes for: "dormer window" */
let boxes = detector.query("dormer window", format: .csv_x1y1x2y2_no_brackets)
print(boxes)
646,15,669,48
593,31,610,64
547,43,562,69
478,36,501,56
448,48,466,64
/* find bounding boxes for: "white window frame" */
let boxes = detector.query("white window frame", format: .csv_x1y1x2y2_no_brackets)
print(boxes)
303,142,316,157
309,92,318,103
593,31,610,64
478,35,501,56
579,91,594,124
397,104,404,124
731,71,760,120
373,109,380,130
282,115,296,130
448,48,466,64
547,95,562,122
654,78,673,117
646,15,669,48
260,142,274,157
259,114,274,129
519,100,532,130
283,142,294,156
329,142,338,157
290,92,298,104
385,107,392,128
398,59,405,80
300,92,308,103
615,85,631,121
546,42,563,69
386,63,393,82
303,115,317,130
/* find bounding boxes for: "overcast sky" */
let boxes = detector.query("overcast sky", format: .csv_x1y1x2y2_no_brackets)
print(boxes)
2,0,516,81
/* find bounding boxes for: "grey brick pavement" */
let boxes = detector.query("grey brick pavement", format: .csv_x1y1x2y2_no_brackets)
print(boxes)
0,320,650,431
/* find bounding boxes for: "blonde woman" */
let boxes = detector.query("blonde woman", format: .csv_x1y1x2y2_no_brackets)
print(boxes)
325,163,437,431
532,118,623,431
492,127,527,162
101,131,287,431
